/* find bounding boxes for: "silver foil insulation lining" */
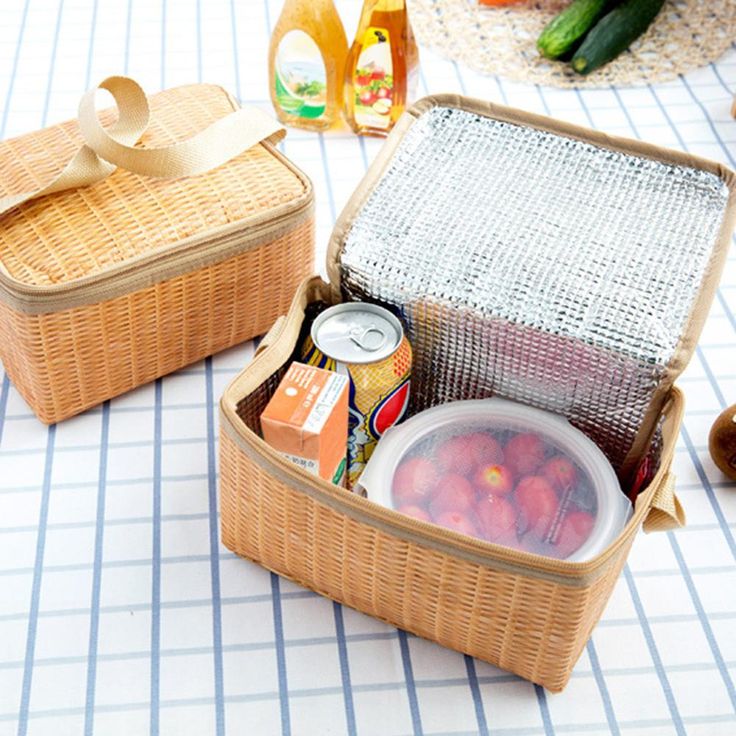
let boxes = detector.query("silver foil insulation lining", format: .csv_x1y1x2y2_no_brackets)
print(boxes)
338,105,730,475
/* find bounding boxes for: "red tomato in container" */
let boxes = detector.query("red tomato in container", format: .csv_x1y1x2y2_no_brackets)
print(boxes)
474,463,514,496
504,432,546,476
541,456,578,492
515,476,559,537
392,456,436,507
435,435,475,475
555,511,595,557
435,432,503,475
429,474,476,516
434,510,479,538
475,494,516,543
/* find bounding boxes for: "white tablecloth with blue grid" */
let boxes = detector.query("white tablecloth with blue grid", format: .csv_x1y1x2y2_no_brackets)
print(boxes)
1,1,736,734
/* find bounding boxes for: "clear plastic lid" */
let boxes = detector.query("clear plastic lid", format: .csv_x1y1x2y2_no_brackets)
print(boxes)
358,399,631,562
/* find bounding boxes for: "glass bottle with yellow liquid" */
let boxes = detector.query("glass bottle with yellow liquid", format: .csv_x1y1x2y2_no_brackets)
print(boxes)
268,0,348,131
344,0,419,136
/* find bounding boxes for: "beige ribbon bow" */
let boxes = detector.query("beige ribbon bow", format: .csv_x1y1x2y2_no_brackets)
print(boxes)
0,75,285,217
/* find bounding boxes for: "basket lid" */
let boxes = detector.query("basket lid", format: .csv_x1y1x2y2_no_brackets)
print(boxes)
326,95,736,479
0,83,310,290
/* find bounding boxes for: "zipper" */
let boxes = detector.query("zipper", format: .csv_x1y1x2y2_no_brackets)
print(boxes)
0,194,313,312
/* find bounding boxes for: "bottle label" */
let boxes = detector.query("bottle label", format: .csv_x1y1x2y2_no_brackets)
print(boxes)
353,27,393,130
275,30,327,119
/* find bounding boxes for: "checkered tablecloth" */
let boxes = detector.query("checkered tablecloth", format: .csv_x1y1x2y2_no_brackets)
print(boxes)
1,1,736,734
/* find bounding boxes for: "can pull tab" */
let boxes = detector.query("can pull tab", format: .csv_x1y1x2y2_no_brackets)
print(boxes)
349,324,386,352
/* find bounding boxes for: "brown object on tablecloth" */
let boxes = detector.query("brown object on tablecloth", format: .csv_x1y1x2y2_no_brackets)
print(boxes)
710,404,736,481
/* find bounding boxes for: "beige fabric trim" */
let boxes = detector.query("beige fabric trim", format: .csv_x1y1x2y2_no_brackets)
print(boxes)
255,315,287,358
643,472,686,533
0,197,313,315
224,276,332,403
222,378,684,588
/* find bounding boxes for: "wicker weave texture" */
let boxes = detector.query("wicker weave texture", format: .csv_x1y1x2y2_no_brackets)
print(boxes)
0,219,313,423
220,425,634,691
0,84,307,286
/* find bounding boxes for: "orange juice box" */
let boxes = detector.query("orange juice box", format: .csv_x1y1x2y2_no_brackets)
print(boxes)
260,362,349,485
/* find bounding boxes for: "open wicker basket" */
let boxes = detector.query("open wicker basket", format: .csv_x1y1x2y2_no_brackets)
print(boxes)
220,278,686,691
219,96,735,690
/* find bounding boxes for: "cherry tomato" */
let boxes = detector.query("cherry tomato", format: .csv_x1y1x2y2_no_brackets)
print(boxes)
504,432,545,476
429,474,476,517
466,432,504,467
474,463,515,496
392,456,436,507
555,511,595,558
435,432,503,476
515,475,559,537
475,494,516,543
435,435,475,475
541,456,578,492
434,510,479,538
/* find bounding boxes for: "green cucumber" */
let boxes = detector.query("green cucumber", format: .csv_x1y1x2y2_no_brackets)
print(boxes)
571,0,665,75
537,0,618,60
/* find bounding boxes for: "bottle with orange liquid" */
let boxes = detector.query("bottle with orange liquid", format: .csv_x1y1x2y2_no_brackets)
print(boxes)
268,0,348,131
344,0,420,136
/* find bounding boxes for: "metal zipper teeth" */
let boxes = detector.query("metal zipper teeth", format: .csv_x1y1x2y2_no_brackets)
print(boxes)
0,195,313,305
230,412,672,580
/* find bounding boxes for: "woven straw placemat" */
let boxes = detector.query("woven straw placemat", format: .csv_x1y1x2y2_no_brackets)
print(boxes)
409,0,735,88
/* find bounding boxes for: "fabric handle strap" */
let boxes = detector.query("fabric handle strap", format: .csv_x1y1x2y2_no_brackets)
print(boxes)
642,471,685,533
0,75,285,218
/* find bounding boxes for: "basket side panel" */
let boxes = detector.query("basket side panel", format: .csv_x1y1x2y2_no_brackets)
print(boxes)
220,427,628,691
0,218,314,423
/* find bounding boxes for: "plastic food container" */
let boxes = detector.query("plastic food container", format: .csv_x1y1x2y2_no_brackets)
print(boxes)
358,398,631,562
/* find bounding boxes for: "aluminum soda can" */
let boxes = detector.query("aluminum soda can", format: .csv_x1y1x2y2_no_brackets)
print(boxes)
301,302,412,489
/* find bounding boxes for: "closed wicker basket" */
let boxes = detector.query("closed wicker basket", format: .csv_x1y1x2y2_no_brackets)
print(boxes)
219,97,735,691
0,77,314,423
